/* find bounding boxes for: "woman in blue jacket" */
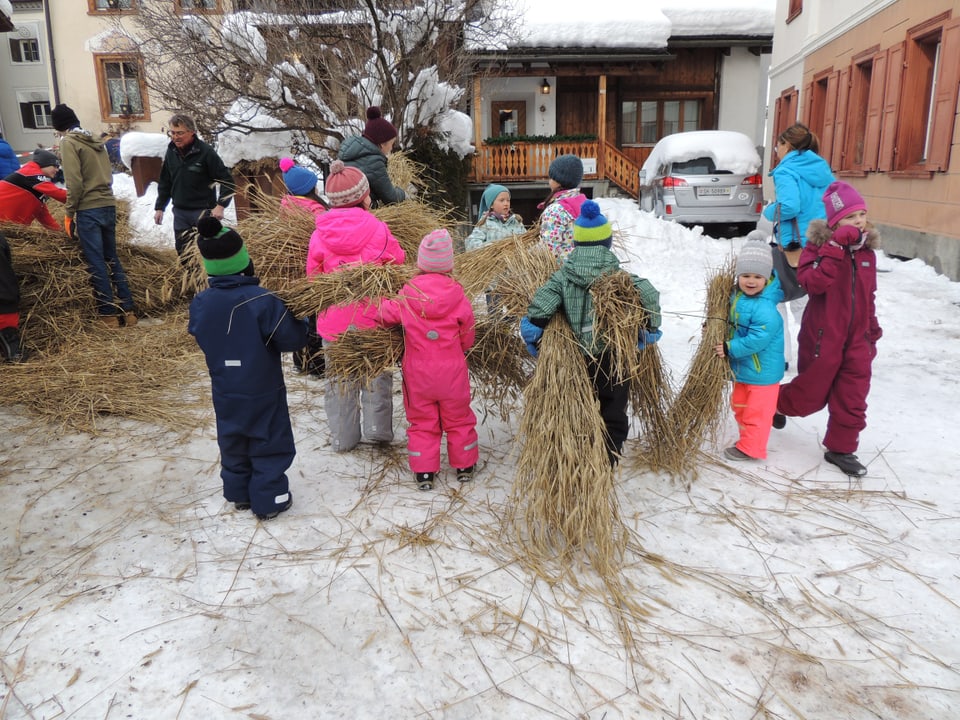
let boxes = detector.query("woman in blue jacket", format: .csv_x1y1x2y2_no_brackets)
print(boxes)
762,124,834,367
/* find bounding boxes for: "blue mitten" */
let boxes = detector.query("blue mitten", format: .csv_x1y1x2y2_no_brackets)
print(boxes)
637,328,663,350
520,316,544,358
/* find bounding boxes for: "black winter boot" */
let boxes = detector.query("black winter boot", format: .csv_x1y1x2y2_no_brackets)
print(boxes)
456,466,474,482
0,327,23,362
416,472,435,491
824,451,867,477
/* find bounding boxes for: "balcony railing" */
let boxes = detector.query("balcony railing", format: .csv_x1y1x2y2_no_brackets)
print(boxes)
469,140,639,198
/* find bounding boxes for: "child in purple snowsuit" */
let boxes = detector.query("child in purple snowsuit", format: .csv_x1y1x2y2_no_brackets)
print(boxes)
776,181,882,477
375,229,479,490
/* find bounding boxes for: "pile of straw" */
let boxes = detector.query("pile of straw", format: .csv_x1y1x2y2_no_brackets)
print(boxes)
508,316,626,576
591,271,654,384
0,309,204,433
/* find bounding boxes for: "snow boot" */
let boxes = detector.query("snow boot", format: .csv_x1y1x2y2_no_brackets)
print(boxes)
416,472,435,491
256,493,293,521
723,446,754,461
456,466,474,483
824,451,867,477
234,502,251,511
123,311,138,328
772,413,786,429
0,327,24,362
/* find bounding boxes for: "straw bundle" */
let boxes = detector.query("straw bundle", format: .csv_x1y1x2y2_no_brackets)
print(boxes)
279,263,416,319
236,190,317,286
386,151,423,192
324,327,404,385
509,316,626,576
0,309,204,433
453,227,543,299
466,317,532,419
372,200,458,260
591,271,654,383
656,263,735,476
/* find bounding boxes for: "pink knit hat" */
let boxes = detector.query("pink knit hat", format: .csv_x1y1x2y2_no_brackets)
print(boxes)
417,229,454,273
822,181,867,227
325,159,370,207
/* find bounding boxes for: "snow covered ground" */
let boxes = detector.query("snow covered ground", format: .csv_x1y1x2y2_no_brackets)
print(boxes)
2,178,959,719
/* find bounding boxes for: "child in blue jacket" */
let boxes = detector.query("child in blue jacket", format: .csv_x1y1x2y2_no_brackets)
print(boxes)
715,239,785,461
188,217,308,520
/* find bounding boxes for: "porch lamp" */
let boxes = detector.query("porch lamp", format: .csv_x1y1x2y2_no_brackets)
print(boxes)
540,78,551,95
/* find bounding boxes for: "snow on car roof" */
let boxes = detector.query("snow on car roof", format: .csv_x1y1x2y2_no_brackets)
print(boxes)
641,130,762,176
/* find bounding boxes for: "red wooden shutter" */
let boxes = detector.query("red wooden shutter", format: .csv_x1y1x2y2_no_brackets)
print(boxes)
801,81,813,126
926,18,960,171
878,42,904,171
772,95,783,168
832,67,850,169
821,71,839,166
863,50,887,172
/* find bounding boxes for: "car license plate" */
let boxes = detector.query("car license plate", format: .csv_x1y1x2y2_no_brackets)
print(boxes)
697,186,733,197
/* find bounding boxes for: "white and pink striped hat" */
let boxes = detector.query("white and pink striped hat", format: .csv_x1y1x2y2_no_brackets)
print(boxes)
417,229,454,273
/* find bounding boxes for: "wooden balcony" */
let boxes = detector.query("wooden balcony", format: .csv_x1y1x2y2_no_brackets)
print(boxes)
468,140,640,199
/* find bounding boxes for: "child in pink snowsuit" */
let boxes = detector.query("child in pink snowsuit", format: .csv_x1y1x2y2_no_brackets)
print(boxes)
776,181,882,477
375,229,479,491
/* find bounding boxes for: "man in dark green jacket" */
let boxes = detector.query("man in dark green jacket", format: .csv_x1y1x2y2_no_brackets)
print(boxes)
153,114,235,257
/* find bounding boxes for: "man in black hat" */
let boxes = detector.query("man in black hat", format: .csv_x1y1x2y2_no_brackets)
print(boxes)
52,103,137,328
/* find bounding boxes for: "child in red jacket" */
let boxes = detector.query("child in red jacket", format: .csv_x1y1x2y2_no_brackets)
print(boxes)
0,149,67,361
375,230,478,490
776,181,882,477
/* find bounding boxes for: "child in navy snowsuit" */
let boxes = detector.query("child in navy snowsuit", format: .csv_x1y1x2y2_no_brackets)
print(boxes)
188,217,308,520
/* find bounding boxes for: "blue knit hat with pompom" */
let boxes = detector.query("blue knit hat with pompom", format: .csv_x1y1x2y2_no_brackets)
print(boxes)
573,200,612,248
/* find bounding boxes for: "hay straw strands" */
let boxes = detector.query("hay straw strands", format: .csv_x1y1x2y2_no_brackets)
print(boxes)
628,346,676,470
453,227,545,300
372,200,459,261
657,263,735,476
236,189,317,286
3,217,187,354
324,327,403,385
0,310,204,433
466,317,532,420
591,271,653,384
279,264,416,319
386,151,423,193
508,316,626,577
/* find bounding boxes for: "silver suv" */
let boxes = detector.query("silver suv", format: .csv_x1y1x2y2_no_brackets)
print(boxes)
638,130,764,234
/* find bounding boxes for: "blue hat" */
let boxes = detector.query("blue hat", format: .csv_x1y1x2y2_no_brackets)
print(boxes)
549,154,583,189
573,200,612,248
479,183,509,217
279,157,317,196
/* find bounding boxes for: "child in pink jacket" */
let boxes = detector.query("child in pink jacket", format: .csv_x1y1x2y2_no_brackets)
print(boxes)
306,160,405,452
375,229,478,490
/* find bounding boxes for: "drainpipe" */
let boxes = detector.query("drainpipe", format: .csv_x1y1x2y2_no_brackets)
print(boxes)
43,0,59,104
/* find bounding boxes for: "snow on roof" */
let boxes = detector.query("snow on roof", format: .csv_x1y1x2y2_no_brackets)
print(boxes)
641,130,762,176
0,0,11,21
472,0,774,51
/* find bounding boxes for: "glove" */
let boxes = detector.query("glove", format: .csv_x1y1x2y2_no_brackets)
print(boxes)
405,183,418,199
519,316,544,358
832,225,862,246
637,328,662,350
64,216,77,240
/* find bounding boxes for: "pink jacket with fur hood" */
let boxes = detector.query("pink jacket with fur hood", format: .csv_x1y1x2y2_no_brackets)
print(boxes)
306,206,405,341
